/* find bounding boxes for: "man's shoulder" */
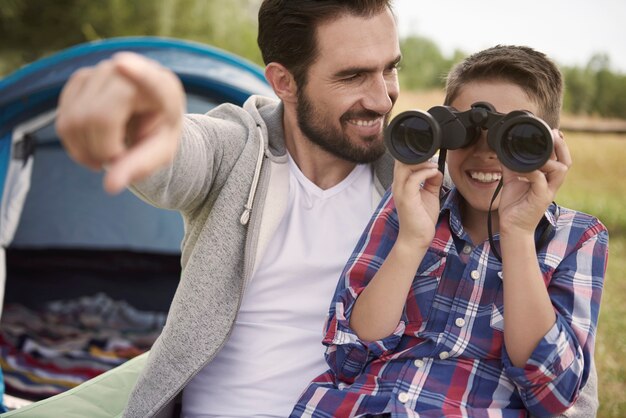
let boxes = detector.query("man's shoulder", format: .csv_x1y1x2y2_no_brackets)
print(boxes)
181,95,281,148
200,95,276,121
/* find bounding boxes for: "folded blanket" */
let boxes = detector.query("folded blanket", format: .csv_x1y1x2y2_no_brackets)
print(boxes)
0,293,166,400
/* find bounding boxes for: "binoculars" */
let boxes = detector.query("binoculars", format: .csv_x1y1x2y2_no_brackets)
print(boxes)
384,102,553,172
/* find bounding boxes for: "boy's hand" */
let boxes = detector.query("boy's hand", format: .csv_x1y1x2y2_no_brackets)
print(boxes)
498,129,571,235
56,52,186,194
392,160,443,247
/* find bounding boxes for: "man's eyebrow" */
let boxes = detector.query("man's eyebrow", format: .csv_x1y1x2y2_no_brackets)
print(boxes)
334,54,402,78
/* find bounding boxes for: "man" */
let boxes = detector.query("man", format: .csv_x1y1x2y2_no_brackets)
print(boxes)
55,1,598,417
57,1,399,416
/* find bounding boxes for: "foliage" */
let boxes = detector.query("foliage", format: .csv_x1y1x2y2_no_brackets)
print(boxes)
0,0,263,75
397,35,462,91
398,38,626,120
562,54,626,119
1,0,625,120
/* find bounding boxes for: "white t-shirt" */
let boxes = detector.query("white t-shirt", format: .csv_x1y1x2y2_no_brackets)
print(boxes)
181,156,380,417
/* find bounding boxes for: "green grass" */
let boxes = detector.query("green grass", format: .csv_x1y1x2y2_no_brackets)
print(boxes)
555,131,625,417
594,236,626,417
557,132,626,236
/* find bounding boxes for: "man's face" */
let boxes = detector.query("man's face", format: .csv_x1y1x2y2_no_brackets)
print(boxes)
296,8,401,163
447,80,541,217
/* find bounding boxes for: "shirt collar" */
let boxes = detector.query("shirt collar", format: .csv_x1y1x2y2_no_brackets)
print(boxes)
440,188,464,238
439,187,559,237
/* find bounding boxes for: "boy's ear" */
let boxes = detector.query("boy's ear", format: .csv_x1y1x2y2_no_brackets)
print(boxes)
265,62,298,104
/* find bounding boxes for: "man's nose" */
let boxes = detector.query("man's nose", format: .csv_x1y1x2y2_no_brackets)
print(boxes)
362,74,396,115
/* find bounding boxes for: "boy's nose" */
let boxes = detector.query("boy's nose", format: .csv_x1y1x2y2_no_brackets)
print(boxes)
472,130,497,158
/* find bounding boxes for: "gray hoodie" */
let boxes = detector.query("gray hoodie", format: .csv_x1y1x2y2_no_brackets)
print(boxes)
123,95,394,417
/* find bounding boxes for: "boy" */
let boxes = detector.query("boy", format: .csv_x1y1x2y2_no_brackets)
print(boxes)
290,45,609,417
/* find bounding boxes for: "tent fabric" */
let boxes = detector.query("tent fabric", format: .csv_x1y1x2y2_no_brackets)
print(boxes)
10,132,183,252
0,36,274,199
0,36,272,411
0,36,274,138
0,113,48,248
0,352,148,418
0,35,273,260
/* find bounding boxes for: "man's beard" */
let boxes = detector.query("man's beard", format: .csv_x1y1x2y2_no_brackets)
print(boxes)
296,90,388,164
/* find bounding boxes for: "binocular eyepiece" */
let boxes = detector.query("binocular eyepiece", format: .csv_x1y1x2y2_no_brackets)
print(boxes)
384,102,553,173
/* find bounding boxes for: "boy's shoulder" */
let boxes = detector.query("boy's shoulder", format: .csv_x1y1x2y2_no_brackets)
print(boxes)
540,204,609,281
550,204,609,250
554,205,607,233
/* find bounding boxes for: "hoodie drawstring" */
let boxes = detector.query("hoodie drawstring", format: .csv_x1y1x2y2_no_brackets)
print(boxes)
240,125,265,225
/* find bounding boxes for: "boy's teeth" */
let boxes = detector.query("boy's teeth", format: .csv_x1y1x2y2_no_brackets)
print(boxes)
470,171,501,182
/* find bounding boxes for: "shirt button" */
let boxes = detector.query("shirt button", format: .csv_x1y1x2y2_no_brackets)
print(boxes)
398,391,410,403
455,317,466,327
470,270,480,280
413,359,425,368
439,351,450,360
462,244,472,254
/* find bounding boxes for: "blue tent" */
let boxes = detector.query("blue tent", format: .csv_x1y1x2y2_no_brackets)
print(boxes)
0,37,273,405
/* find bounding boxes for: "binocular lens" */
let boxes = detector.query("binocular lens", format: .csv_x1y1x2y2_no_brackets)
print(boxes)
399,117,434,156
501,123,551,171
384,104,553,172
386,114,437,164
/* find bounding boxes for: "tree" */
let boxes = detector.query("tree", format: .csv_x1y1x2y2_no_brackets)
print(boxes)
0,0,262,76
398,35,455,90
563,66,595,114
2,1,625,120
562,54,626,119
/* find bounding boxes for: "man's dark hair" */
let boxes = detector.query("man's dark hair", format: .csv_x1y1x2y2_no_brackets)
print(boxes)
258,0,393,89
444,45,564,128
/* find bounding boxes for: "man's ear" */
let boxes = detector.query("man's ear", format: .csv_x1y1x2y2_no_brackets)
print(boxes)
265,62,298,104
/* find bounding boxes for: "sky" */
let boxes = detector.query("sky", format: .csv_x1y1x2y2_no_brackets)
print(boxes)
393,0,626,73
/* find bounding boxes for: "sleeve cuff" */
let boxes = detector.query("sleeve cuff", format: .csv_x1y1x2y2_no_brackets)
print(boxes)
503,316,582,388
324,321,405,383
331,320,406,358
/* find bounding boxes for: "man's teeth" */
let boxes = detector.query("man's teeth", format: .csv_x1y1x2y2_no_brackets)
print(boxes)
350,119,378,127
470,171,502,182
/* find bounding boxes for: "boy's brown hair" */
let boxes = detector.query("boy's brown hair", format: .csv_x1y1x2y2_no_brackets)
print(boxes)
443,45,563,128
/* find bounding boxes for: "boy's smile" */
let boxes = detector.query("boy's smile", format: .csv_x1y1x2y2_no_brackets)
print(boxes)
468,170,502,183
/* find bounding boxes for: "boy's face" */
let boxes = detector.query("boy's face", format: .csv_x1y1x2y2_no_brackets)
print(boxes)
295,8,401,163
447,80,540,218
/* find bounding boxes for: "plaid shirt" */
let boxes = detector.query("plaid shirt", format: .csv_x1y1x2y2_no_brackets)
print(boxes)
291,188,608,418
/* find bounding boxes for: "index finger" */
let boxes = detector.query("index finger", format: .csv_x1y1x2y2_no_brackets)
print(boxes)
539,130,571,195
553,129,572,168
112,52,186,115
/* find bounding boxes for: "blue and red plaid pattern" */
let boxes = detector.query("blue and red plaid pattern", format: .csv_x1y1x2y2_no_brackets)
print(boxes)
291,188,608,418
